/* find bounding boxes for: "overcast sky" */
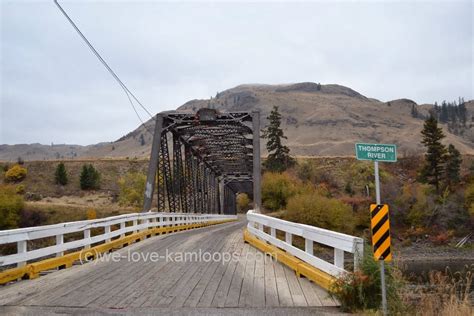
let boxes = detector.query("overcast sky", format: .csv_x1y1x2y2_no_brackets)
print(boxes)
1,0,472,145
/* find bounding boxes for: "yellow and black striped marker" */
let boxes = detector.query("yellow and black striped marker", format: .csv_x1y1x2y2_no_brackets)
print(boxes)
370,204,392,261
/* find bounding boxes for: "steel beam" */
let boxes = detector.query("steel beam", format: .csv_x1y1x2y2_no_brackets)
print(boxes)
143,114,163,212
252,111,262,212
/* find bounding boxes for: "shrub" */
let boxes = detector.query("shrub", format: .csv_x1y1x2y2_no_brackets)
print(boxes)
86,209,97,220
80,164,100,190
285,192,354,234
55,162,68,185
1,163,10,172
4,164,27,182
395,183,433,227
344,182,354,196
19,209,46,228
262,172,296,211
117,172,146,208
430,231,453,245
347,162,390,197
25,192,42,201
296,160,315,182
236,193,250,212
329,246,403,313
0,185,23,229
296,161,338,188
465,181,474,207
16,184,25,194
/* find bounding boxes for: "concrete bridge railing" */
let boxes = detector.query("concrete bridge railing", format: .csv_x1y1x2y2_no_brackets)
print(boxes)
0,212,237,274
245,210,364,288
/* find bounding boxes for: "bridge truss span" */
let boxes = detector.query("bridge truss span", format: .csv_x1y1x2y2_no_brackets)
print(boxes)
143,109,261,215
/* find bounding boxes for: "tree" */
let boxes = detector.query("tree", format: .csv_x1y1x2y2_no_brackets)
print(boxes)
262,172,295,211
118,172,146,208
458,100,467,125
236,193,250,213
419,116,447,192
80,164,100,190
0,185,22,229
54,162,68,185
439,101,448,123
444,144,462,190
261,106,295,172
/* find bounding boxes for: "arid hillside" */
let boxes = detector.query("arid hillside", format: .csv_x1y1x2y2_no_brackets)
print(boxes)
1,83,473,160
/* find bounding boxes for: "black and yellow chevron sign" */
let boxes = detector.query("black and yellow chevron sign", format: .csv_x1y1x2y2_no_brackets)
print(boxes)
370,204,392,261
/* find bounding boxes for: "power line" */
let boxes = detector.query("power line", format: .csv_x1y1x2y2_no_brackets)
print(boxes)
53,0,155,135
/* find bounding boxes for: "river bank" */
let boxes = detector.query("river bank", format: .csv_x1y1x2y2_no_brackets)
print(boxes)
398,242,474,262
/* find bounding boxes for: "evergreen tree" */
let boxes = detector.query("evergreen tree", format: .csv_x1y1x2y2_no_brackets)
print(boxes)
54,162,68,185
80,164,100,190
440,101,448,123
458,101,467,125
419,116,447,192
444,144,462,189
261,106,295,172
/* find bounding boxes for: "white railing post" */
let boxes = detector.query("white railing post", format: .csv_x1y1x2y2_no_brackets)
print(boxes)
305,239,313,256
246,210,363,277
120,222,126,238
133,219,138,233
84,229,91,249
334,249,344,269
285,232,292,245
17,240,27,268
105,225,111,243
354,240,364,271
270,227,276,238
56,234,64,257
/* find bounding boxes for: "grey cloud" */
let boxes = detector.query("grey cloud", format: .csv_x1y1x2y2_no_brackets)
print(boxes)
1,0,472,145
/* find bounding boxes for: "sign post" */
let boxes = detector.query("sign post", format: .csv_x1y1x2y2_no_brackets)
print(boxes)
355,143,397,316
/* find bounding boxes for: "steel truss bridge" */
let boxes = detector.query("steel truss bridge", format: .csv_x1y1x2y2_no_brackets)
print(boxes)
0,108,365,314
143,109,261,215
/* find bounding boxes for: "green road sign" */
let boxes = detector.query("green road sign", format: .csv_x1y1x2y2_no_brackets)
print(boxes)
355,143,397,162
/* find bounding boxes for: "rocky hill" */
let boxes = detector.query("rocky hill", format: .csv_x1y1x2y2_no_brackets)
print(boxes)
1,83,473,161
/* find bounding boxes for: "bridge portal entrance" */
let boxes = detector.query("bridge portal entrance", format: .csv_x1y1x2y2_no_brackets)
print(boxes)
143,109,261,214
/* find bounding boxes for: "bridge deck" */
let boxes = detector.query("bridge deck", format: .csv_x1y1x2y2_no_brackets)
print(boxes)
0,219,338,314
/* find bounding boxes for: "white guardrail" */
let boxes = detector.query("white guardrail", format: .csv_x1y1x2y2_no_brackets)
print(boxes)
246,210,364,277
0,212,237,268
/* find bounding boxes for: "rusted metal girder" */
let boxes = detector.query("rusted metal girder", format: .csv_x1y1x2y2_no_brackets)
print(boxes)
143,109,260,215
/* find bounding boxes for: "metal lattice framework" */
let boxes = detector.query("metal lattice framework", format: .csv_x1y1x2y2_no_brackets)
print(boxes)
143,109,261,215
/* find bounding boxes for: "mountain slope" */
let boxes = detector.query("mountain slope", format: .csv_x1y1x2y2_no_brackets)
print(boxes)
176,83,474,156
1,83,473,161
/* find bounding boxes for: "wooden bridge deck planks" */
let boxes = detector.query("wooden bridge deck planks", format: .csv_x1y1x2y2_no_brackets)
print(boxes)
223,236,249,307
263,250,279,307
0,219,336,310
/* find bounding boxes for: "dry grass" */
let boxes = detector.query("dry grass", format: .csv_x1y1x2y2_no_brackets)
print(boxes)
401,265,473,316
24,196,138,225
1,159,148,198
